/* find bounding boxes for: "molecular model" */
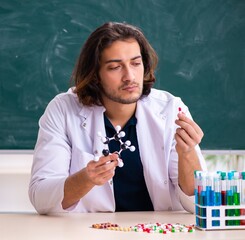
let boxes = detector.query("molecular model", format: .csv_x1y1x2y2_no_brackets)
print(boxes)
97,125,136,167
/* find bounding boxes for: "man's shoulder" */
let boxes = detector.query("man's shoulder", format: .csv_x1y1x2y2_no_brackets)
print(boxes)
47,87,81,112
144,88,179,103
49,88,104,117
138,88,182,113
54,87,77,101
51,87,82,106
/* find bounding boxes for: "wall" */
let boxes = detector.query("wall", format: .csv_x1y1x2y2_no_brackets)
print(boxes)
1,150,245,212
0,153,35,212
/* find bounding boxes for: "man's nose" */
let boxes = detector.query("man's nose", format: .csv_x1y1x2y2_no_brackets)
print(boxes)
122,66,135,82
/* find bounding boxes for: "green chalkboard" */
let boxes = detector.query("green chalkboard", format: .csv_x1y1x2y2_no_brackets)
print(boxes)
0,0,245,150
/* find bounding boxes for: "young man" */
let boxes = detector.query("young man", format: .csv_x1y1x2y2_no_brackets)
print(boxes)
29,22,206,214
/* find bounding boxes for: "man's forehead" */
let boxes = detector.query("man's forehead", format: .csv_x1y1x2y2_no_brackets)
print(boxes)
100,39,141,62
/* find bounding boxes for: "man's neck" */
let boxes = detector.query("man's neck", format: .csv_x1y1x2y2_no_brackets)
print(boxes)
104,103,136,128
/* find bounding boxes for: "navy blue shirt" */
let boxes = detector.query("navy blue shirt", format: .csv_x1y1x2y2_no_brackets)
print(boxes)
104,114,154,212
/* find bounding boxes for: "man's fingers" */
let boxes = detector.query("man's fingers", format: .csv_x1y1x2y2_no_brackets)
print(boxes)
86,154,117,185
94,153,118,165
176,113,204,140
177,113,203,134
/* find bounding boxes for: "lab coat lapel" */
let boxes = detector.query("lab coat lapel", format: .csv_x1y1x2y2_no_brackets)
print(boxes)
136,99,172,210
78,105,115,210
78,105,107,158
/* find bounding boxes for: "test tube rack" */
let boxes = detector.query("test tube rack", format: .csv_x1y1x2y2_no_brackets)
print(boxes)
195,204,245,230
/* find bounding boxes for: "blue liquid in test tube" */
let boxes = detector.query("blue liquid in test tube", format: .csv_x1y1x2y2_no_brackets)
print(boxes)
214,172,222,206
200,172,207,206
213,172,221,221
206,172,214,207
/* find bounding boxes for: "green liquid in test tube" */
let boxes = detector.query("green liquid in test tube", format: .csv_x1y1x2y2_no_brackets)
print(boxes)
233,172,240,226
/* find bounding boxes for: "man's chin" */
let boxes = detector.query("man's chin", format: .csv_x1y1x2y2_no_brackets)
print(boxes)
118,94,141,104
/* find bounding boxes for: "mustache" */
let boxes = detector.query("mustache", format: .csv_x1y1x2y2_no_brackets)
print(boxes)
119,81,139,89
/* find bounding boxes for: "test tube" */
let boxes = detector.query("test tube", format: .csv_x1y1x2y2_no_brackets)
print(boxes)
226,171,234,226
233,171,240,225
240,172,245,225
233,171,240,205
221,172,227,205
200,172,207,206
206,172,212,206
214,172,222,206
241,172,245,205
194,170,201,216
194,170,201,205
212,172,221,221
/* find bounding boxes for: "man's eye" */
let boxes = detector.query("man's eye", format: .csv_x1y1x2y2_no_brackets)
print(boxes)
108,66,120,70
132,62,141,66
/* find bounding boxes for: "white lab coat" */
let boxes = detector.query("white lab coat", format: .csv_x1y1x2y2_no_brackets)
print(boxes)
29,88,207,214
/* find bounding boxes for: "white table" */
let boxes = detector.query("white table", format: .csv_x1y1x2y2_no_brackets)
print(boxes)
1,211,245,240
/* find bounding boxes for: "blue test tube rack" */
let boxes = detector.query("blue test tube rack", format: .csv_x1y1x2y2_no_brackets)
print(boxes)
195,171,245,230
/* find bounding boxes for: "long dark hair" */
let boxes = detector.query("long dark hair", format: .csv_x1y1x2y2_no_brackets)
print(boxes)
72,22,158,106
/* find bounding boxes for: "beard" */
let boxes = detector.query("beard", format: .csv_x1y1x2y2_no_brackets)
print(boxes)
101,82,143,104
